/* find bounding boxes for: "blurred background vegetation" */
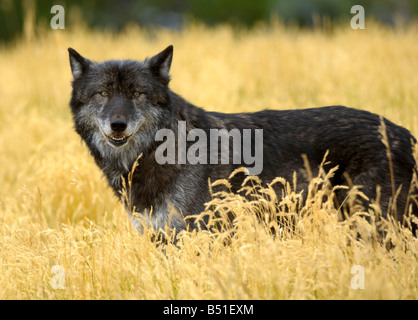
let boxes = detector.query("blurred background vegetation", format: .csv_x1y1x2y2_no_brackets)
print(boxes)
0,0,417,43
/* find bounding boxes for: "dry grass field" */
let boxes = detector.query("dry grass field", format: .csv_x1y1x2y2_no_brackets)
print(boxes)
0,19,417,299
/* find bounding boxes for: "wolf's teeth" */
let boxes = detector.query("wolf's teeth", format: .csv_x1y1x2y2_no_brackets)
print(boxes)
111,136,125,141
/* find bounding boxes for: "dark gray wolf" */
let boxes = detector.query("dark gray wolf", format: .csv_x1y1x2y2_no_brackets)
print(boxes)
68,45,417,235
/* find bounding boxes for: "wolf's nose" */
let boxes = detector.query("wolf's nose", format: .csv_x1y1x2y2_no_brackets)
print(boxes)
110,117,127,133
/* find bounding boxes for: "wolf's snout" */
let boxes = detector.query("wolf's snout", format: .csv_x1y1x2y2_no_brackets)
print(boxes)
110,117,127,133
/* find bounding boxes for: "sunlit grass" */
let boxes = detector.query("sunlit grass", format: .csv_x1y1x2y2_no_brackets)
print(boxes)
0,20,417,299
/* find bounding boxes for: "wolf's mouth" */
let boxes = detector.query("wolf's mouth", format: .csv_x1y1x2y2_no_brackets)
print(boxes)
99,127,131,147
107,134,130,146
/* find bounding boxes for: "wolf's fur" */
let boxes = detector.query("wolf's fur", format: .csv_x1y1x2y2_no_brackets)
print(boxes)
68,45,418,235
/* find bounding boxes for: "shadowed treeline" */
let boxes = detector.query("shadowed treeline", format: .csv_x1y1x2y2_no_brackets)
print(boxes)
1,0,417,42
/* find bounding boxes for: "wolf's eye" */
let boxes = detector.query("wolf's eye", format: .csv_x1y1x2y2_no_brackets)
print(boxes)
133,92,142,99
100,91,109,97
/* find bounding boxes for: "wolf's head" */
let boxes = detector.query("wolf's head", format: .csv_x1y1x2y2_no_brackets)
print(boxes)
68,46,173,171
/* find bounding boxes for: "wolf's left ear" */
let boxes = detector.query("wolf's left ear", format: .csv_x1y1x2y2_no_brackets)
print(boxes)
147,45,173,85
68,48,92,80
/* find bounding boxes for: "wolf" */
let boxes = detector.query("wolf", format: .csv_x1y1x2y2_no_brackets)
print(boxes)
68,45,417,235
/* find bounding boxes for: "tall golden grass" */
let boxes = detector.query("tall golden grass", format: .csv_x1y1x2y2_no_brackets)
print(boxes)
0,19,417,299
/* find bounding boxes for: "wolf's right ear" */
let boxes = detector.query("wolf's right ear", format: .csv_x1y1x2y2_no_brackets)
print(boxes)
68,48,92,80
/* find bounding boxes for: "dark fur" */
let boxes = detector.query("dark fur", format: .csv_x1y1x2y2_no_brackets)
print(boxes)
68,45,417,235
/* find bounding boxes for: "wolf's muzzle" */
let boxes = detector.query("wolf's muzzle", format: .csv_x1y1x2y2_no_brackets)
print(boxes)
100,117,132,147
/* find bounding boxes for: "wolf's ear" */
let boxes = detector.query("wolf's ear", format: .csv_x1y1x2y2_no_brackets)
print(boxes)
68,48,92,80
147,45,173,85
